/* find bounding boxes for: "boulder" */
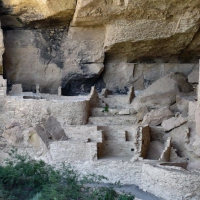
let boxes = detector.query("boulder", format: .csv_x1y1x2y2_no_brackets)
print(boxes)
35,125,50,148
3,122,24,145
136,107,150,123
162,116,188,132
28,128,48,156
176,91,197,114
5,121,20,129
130,73,193,111
142,107,174,126
43,116,68,141
169,103,179,113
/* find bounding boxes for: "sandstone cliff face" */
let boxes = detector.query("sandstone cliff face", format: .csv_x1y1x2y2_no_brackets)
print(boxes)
1,0,200,94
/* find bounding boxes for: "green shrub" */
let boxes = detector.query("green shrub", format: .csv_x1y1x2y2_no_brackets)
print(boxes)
102,105,109,112
0,150,134,200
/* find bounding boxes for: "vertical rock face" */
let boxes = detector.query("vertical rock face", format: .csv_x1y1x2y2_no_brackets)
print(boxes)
1,0,200,94
3,27,105,94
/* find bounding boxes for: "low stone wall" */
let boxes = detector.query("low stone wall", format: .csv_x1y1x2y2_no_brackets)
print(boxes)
50,141,98,162
2,142,200,200
5,97,90,127
61,159,200,200
65,160,144,186
141,164,200,200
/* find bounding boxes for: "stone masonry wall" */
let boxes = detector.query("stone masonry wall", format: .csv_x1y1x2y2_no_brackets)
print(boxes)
64,126,103,143
4,97,90,128
50,141,98,162
141,164,200,200
65,160,144,186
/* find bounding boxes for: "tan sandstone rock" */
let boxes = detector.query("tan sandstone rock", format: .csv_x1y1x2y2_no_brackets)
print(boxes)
3,122,24,145
28,128,48,156
70,0,200,62
130,73,193,112
4,26,105,94
141,107,174,126
176,91,197,115
42,116,68,141
2,0,76,28
162,116,188,132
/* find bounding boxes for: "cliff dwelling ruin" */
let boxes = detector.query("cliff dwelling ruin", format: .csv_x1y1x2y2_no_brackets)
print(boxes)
1,0,200,199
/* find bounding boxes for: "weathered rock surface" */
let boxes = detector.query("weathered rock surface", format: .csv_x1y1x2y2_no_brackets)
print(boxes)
103,63,135,93
162,116,188,132
103,63,198,93
2,122,24,145
1,0,76,28
1,2,200,200
34,125,50,148
130,73,193,111
141,107,174,126
4,27,105,94
42,116,68,141
71,0,200,62
176,91,197,115
28,128,48,156
1,1,200,95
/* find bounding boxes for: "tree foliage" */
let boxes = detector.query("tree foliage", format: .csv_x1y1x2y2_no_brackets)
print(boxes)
0,150,134,200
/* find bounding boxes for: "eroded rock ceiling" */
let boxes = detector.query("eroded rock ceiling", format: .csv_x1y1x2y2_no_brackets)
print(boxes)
1,0,200,94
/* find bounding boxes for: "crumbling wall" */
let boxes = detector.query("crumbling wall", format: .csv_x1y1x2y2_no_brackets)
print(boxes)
159,137,172,162
138,126,150,159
